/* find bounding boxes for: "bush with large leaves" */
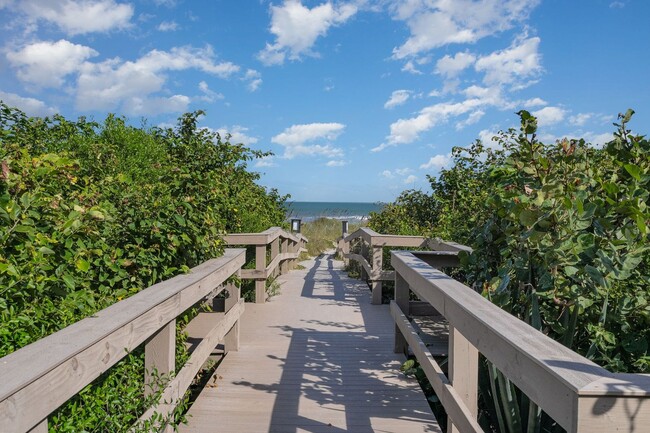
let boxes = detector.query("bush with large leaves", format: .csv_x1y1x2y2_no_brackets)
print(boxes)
0,103,287,430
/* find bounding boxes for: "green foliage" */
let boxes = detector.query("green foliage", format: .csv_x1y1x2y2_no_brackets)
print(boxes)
0,103,287,431
373,108,649,431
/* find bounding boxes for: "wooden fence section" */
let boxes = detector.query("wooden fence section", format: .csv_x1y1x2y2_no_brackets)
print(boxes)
224,227,308,303
389,250,650,433
337,227,471,304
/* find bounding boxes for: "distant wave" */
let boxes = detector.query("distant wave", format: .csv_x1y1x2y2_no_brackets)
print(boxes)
285,201,384,222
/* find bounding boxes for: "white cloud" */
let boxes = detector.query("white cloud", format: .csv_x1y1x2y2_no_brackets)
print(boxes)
395,167,412,176
584,132,613,147
157,21,179,31
522,97,547,108
215,125,258,146
403,174,417,184
420,153,452,170
383,97,488,146
76,45,239,113
384,90,411,109
17,0,133,35
532,106,566,127
478,129,500,149
381,170,395,179
569,113,592,126
258,0,358,65
435,51,476,78
475,36,542,88
391,0,541,58
126,95,190,116
272,122,345,159
0,90,58,116
197,81,224,102
326,159,348,167
6,39,98,88
401,60,423,74
255,156,277,168
455,110,485,129
610,1,625,8
244,69,262,92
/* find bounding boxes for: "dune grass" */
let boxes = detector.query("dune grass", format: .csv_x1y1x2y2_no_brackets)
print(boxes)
300,218,363,256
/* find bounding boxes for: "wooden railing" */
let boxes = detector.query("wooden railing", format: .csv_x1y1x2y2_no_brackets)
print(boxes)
337,227,470,304
224,227,308,303
389,250,650,433
0,227,307,433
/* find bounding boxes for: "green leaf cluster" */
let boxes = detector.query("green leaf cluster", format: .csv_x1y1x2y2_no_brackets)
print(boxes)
0,103,288,430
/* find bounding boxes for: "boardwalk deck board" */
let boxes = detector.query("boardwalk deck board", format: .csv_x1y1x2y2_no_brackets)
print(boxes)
180,253,441,433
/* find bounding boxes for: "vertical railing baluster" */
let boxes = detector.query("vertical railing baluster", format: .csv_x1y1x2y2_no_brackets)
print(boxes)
394,272,409,354
145,320,176,432
371,245,383,305
448,326,478,433
255,244,266,303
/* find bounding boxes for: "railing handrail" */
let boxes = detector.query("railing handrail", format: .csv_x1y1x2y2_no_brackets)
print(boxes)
224,226,306,245
343,227,428,247
0,248,246,432
390,249,650,433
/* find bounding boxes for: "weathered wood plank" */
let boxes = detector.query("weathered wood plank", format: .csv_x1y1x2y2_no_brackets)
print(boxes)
0,249,245,433
180,253,440,433
391,250,610,431
391,301,483,433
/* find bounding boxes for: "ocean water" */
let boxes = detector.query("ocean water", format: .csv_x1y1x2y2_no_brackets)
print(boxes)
285,201,385,222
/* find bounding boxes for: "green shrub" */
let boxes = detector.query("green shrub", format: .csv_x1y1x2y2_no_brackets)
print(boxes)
0,103,288,430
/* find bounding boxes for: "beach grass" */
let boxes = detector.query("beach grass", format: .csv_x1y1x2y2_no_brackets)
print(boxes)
301,217,364,256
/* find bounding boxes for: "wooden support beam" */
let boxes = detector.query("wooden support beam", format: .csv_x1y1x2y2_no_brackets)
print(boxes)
394,272,409,355
255,245,266,304
223,279,241,352
448,326,478,433
371,245,383,305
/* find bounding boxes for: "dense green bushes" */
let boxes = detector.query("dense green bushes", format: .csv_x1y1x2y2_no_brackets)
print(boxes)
370,109,649,372
0,103,287,430
371,110,649,432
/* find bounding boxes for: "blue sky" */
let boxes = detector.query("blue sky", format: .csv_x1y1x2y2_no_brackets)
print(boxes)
1,0,648,202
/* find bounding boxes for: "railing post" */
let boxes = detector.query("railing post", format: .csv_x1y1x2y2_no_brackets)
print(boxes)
271,238,280,278
371,245,383,305
394,272,409,355
280,237,289,274
359,241,368,281
223,274,241,352
255,244,266,303
145,320,176,432
448,326,478,433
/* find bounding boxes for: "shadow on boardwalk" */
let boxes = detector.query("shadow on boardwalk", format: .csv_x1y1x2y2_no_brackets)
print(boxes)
180,253,440,433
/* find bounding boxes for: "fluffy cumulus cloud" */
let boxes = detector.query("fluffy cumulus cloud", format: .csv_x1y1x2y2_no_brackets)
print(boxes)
403,174,417,184
75,45,239,113
0,90,58,116
435,51,476,78
374,86,505,151
474,36,542,88
384,90,411,109
243,69,263,92
258,0,358,65
157,21,179,31
420,153,452,170
391,0,541,59
14,0,133,35
215,125,258,146
532,106,566,127
255,156,277,168
272,122,345,159
6,39,98,88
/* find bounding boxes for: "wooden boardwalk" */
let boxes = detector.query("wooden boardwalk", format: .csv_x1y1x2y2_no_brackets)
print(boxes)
180,253,440,433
